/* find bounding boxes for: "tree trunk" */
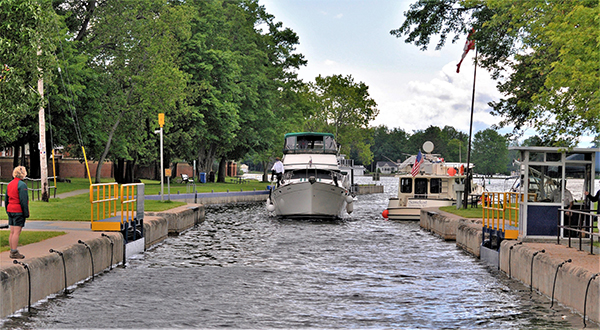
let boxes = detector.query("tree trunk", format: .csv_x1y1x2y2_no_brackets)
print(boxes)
125,159,134,183
262,160,269,182
12,141,19,169
20,143,26,167
114,158,125,184
29,138,40,179
217,157,226,183
95,112,122,183
172,162,178,179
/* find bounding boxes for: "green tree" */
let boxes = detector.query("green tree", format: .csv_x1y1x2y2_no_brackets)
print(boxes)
471,128,508,175
0,0,61,172
305,74,379,164
391,0,599,145
62,0,192,183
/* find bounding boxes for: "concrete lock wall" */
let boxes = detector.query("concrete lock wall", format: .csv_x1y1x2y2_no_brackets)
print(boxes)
420,208,466,241
146,204,204,235
143,216,169,249
1,204,206,319
499,242,600,323
1,233,123,318
418,208,599,325
456,219,483,258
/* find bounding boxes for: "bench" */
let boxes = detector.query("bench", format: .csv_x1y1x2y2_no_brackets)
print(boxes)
181,174,193,184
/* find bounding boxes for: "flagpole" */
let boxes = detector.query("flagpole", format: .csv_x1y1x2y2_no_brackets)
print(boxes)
463,46,477,209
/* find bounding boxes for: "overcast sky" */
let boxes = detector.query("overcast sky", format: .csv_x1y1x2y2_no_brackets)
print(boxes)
259,0,595,148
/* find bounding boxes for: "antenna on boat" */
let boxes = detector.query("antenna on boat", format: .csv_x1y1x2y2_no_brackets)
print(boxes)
423,141,434,154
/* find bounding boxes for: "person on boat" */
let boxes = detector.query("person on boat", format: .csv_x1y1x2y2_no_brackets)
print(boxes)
551,180,573,216
271,157,284,187
5,166,29,259
585,189,599,203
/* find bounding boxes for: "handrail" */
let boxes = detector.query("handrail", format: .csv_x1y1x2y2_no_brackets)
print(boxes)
121,183,143,224
90,183,119,222
557,208,599,255
482,192,525,239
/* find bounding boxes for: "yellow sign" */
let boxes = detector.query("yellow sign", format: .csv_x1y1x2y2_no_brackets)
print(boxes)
164,169,171,177
158,113,165,127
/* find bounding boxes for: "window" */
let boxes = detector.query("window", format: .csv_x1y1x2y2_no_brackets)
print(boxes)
400,178,412,193
528,165,562,202
529,152,544,162
285,136,296,151
415,178,428,196
430,178,442,194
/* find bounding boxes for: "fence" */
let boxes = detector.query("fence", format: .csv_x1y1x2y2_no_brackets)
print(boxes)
557,208,599,255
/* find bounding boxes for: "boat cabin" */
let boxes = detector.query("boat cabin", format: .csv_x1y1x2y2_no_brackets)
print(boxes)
396,162,463,206
283,132,338,155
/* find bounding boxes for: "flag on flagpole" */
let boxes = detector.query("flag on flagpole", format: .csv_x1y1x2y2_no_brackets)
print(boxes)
456,29,475,73
411,151,424,177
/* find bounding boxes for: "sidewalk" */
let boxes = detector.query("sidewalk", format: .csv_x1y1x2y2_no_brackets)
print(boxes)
55,189,89,199
0,220,99,270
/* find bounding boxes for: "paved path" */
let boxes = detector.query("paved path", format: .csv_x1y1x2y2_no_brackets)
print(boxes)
54,189,89,199
0,220,99,270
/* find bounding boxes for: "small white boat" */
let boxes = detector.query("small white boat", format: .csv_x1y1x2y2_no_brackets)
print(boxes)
384,142,481,220
266,132,354,219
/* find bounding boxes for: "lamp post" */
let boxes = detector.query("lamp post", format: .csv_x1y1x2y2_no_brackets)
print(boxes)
157,113,165,201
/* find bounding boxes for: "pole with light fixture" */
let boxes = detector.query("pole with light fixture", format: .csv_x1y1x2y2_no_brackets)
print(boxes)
157,113,165,201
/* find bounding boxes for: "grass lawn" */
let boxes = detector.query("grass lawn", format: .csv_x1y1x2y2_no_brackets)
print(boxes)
439,205,484,219
1,177,268,221
0,193,186,221
139,178,270,195
3,177,270,196
0,231,66,252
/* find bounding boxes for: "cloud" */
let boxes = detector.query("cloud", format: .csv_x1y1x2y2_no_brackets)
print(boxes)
334,13,343,19
324,59,338,66
371,58,503,133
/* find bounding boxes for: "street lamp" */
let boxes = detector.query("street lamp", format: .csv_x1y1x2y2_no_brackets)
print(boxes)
156,113,165,201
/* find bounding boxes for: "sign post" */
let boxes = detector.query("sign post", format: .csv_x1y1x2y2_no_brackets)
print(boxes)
158,113,165,201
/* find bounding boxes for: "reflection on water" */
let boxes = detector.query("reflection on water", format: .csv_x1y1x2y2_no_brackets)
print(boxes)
1,177,597,329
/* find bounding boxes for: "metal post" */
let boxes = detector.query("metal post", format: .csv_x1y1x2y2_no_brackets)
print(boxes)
160,126,164,202
463,47,477,209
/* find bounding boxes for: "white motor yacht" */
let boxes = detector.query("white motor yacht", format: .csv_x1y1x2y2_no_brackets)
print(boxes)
266,132,354,219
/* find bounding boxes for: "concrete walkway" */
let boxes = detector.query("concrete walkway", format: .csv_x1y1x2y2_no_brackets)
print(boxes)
0,220,99,270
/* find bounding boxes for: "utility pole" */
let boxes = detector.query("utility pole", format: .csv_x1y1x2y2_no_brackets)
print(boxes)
38,48,49,202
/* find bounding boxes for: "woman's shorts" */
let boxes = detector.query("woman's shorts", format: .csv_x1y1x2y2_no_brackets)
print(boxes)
7,213,26,227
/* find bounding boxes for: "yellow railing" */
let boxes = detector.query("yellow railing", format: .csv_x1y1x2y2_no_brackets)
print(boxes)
121,183,143,224
90,183,119,223
482,192,525,240
90,182,143,231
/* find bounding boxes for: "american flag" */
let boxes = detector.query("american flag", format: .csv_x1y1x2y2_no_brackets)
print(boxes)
411,151,424,177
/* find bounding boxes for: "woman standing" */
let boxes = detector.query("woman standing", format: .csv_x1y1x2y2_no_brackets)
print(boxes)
4,166,29,259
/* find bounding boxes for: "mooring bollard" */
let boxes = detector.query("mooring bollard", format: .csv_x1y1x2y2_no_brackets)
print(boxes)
583,273,600,328
530,249,545,292
78,240,95,281
101,234,114,270
49,249,69,294
508,241,523,278
550,259,571,308
13,260,31,313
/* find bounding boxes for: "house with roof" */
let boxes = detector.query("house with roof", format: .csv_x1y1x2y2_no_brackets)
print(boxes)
375,161,398,174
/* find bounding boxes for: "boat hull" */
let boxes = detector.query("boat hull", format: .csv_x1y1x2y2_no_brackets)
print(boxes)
387,197,454,220
270,181,347,219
